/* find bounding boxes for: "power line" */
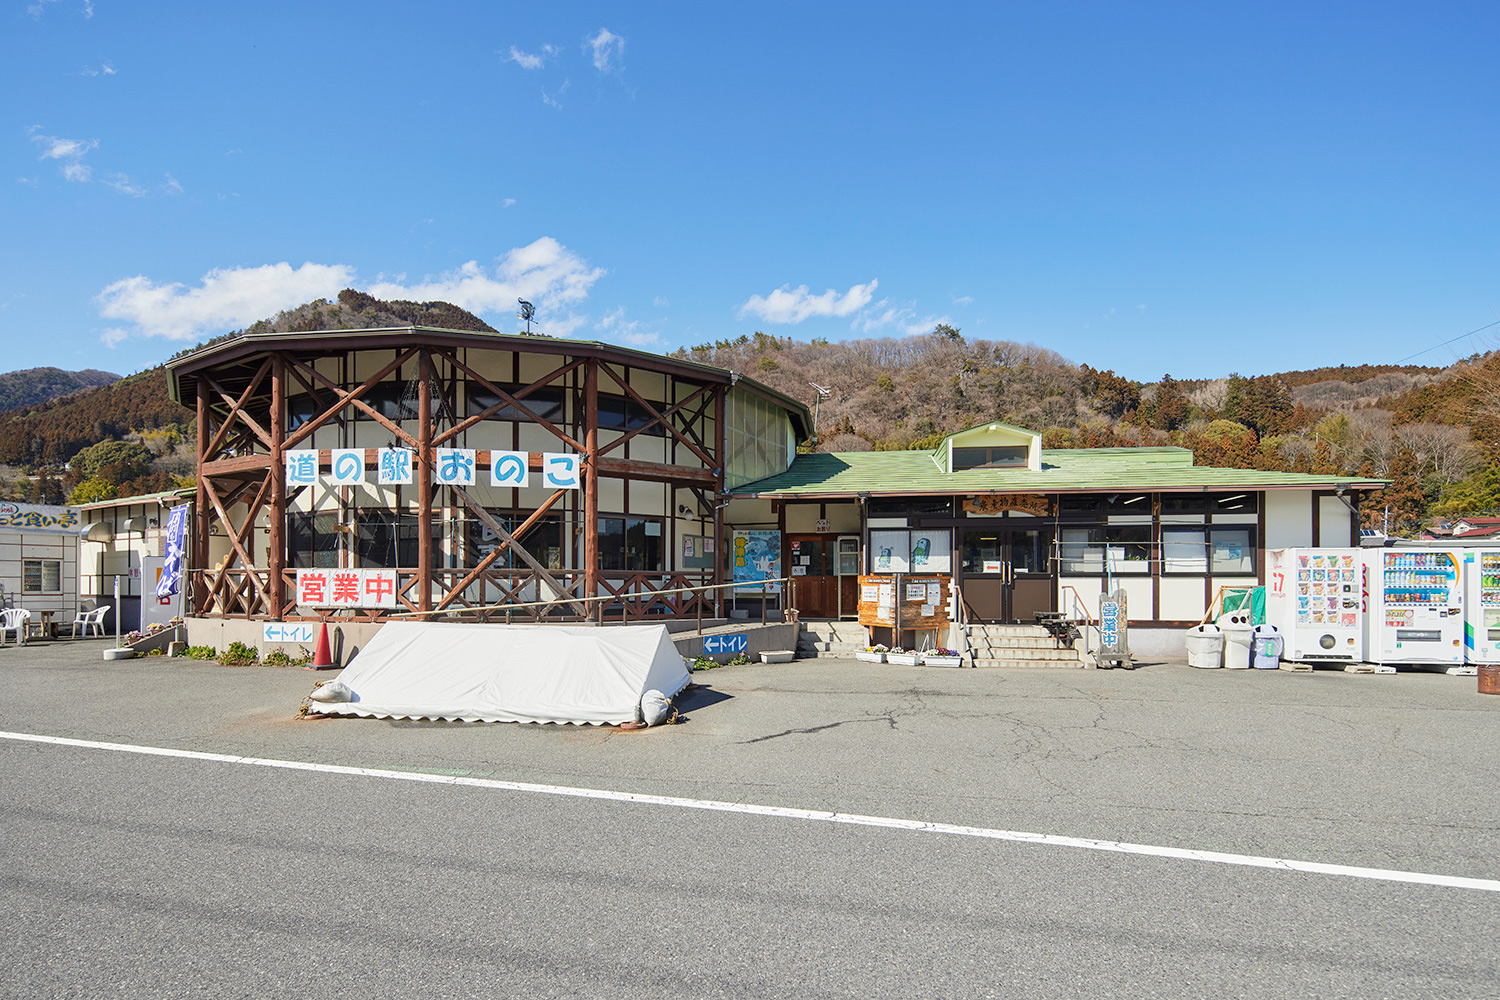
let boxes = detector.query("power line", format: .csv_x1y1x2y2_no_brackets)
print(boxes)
1395,318,1500,364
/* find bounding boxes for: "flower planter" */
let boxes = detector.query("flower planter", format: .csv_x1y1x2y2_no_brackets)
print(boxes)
885,652,921,666
922,654,963,668
855,651,886,663
759,649,795,663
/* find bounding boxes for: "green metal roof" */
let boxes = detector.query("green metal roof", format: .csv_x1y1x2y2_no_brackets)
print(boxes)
730,446,1385,497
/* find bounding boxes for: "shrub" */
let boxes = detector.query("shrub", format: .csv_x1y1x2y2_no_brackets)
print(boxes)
691,655,719,671
217,640,257,666
182,645,217,660
262,646,310,668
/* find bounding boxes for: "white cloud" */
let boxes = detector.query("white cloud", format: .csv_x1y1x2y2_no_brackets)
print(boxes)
586,28,624,72
854,297,951,337
61,161,91,183
101,172,145,197
97,262,355,343
32,131,97,162
502,197,516,208
162,173,183,195
653,296,670,308
952,294,973,306
96,239,606,346
82,0,92,17
82,61,115,76
505,44,556,69
367,237,605,320
595,306,659,348
542,79,570,108
739,280,878,325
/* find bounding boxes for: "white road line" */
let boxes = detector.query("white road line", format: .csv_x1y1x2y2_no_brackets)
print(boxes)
4,729,1497,894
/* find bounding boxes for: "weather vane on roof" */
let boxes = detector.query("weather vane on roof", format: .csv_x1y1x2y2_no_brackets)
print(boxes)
517,299,536,335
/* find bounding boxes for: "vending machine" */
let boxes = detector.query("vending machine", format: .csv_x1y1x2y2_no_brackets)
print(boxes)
1265,548,1365,664
1363,548,1464,667
1462,549,1500,665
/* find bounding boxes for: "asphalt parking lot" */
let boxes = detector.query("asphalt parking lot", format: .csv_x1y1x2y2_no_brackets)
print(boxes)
3,636,1498,879
4,637,1499,998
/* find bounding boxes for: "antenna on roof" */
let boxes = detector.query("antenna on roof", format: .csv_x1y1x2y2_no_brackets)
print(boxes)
517,299,536,335
809,382,832,446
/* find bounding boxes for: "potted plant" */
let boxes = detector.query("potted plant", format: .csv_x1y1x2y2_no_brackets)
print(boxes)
856,643,887,663
885,646,921,666
922,647,963,667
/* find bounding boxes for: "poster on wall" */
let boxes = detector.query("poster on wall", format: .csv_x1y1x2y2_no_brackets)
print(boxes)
870,530,910,574
732,529,782,593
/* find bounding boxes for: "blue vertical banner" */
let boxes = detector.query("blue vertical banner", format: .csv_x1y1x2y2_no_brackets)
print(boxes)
155,504,190,600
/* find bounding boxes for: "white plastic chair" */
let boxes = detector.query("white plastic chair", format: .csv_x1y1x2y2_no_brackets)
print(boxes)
1,608,32,646
72,606,110,638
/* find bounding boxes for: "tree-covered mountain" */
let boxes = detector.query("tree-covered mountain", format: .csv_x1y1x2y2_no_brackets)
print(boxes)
0,290,496,503
0,366,119,412
3,291,1495,535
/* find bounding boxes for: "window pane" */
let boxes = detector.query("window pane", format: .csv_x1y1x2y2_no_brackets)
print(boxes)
599,517,626,571
1104,526,1151,572
1210,529,1254,573
22,559,41,592
42,560,60,591
1163,529,1207,573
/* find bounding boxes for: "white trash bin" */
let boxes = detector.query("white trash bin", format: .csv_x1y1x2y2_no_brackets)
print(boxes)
1185,624,1223,668
1251,624,1283,670
1218,612,1253,669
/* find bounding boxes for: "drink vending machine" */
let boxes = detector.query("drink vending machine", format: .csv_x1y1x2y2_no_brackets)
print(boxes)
1362,549,1463,667
1462,549,1500,665
1265,548,1364,664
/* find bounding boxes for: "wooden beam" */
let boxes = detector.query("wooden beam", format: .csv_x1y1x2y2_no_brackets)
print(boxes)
584,358,599,623
593,456,717,485
418,350,433,615
452,485,590,616
268,354,286,619
431,488,569,613
440,353,585,451
202,454,273,477
201,357,272,459
598,366,716,467
281,348,419,450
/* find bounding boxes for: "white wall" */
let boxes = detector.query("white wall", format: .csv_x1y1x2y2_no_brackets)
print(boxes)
1265,491,1312,549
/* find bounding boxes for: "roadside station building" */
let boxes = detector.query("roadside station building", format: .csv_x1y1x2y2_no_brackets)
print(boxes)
164,326,808,626
724,421,1384,646
163,328,1383,650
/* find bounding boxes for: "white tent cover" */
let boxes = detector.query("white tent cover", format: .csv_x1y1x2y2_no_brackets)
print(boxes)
313,622,691,725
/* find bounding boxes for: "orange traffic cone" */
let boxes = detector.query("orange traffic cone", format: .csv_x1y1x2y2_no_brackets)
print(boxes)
307,621,335,669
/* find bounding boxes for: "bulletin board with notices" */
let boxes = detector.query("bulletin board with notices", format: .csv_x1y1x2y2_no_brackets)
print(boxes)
857,574,951,630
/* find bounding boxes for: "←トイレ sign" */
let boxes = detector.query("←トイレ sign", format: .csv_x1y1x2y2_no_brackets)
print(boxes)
703,633,748,655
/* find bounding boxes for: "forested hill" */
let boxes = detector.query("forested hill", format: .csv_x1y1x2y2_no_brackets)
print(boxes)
0,367,118,411
2,293,1497,534
0,290,496,503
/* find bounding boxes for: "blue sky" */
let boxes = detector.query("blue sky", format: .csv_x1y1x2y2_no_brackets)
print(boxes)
5,1,1498,382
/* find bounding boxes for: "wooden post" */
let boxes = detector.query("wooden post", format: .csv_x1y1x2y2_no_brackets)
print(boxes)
713,383,726,619
584,358,599,624
194,387,209,616
267,354,286,619
417,350,433,617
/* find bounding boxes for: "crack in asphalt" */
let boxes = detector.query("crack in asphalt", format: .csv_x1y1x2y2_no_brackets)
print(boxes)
740,716,897,743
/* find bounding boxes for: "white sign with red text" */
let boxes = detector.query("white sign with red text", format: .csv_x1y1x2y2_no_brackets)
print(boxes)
295,568,398,609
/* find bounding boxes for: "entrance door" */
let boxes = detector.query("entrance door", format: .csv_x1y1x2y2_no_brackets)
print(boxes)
960,527,1055,623
786,535,837,617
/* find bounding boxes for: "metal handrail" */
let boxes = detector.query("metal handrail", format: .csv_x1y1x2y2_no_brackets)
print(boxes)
386,575,792,628
1059,585,1097,657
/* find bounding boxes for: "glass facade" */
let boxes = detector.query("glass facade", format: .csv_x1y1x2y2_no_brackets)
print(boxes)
726,388,791,488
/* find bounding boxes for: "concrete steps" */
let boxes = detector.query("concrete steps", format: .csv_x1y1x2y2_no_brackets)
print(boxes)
795,620,869,659
963,624,1085,669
